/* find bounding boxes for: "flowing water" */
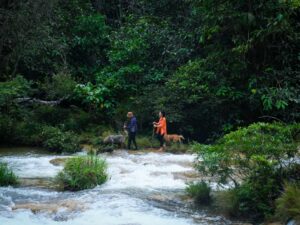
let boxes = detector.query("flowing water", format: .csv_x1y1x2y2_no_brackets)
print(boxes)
0,147,232,225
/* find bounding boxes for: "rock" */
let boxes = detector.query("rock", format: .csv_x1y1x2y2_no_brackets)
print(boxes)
49,158,67,166
101,146,114,153
12,200,85,214
231,223,253,225
19,178,56,189
286,220,298,225
172,171,200,180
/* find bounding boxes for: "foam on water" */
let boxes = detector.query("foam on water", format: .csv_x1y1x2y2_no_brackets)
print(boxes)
0,155,67,178
103,152,195,190
0,149,231,225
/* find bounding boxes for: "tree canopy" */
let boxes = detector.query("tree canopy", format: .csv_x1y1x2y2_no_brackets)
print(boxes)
1,0,299,141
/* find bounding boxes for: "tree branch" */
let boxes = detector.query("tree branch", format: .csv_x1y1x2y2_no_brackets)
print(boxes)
15,97,65,106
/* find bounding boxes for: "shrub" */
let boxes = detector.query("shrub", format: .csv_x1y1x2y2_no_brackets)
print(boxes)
186,181,211,205
56,156,108,191
214,189,240,217
0,115,15,144
13,120,43,145
34,105,69,126
276,183,300,223
192,122,300,220
0,162,18,186
41,126,81,153
45,72,77,99
0,116,43,146
0,75,31,108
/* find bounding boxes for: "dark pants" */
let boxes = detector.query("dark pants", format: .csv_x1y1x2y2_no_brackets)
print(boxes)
128,132,138,150
157,133,165,147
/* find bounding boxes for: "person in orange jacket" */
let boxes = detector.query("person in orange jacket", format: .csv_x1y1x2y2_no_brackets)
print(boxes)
153,111,167,151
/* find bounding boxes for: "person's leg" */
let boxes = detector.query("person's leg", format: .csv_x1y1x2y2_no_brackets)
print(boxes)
157,134,164,151
161,134,166,149
156,134,162,147
127,132,132,149
132,132,138,150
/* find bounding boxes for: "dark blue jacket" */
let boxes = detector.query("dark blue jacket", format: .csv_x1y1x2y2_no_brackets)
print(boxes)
127,116,137,133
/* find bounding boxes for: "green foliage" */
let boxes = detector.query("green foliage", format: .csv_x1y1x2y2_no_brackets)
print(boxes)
0,162,18,186
0,113,81,153
56,155,108,191
192,122,300,220
276,183,300,223
1,0,300,142
71,13,109,77
136,136,159,148
41,126,81,153
0,76,31,108
41,73,77,99
193,122,300,185
214,189,240,217
186,181,211,205
234,167,282,219
74,82,114,111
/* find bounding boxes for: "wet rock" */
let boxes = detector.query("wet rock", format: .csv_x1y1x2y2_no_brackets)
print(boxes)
231,223,253,225
19,178,56,189
172,171,200,180
49,158,67,166
150,171,167,177
101,146,114,153
286,220,298,225
119,168,130,174
12,200,85,214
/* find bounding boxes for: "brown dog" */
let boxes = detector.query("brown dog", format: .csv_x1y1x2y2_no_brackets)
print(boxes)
164,134,185,144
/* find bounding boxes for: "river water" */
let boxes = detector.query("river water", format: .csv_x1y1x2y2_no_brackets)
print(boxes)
0,147,232,225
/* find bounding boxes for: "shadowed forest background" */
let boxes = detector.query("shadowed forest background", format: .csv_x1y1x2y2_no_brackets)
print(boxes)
0,0,299,142
1,1,300,223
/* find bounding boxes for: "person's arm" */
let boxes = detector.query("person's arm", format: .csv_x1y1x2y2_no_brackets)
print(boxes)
127,119,132,130
131,117,137,129
154,119,163,128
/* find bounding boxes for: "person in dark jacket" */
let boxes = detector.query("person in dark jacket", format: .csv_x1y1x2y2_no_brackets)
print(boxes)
124,112,138,150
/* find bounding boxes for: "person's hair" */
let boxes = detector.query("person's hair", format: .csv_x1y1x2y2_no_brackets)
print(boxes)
160,111,166,117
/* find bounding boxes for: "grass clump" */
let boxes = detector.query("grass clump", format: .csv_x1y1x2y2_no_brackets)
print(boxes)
56,155,108,191
276,182,300,223
186,181,211,205
0,162,18,186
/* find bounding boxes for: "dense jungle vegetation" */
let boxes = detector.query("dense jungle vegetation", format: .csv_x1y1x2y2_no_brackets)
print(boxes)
1,0,300,223
1,0,299,143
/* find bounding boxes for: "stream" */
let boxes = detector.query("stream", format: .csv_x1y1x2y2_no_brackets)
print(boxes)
0,147,233,225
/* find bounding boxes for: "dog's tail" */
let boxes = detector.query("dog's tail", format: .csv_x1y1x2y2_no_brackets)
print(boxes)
179,135,185,140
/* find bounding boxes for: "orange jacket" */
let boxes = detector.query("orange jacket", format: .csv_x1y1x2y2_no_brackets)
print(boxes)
156,117,167,135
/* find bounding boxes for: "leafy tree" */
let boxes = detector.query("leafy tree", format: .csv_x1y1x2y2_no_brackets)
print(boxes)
192,122,300,220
